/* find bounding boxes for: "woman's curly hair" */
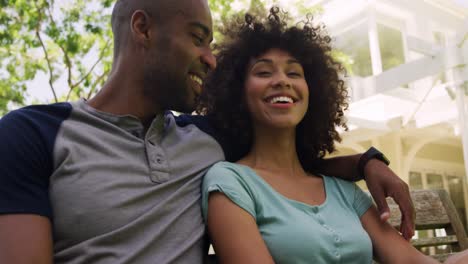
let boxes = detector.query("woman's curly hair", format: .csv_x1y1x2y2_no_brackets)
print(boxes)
197,7,348,171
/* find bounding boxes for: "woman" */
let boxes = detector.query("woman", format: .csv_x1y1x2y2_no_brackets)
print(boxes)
197,7,440,264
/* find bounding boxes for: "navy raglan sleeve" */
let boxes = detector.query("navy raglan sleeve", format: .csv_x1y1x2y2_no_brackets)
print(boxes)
0,104,71,219
176,114,235,160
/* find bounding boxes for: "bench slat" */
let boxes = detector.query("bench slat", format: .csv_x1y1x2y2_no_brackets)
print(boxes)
431,253,457,262
411,235,458,247
387,190,451,229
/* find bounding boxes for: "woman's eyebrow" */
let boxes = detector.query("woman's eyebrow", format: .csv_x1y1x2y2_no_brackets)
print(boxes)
287,59,301,65
252,59,273,66
249,58,301,71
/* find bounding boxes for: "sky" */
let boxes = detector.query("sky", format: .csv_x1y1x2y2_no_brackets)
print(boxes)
454,0,468,7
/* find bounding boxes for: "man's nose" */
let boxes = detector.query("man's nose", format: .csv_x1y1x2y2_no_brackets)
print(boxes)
201,48,217,70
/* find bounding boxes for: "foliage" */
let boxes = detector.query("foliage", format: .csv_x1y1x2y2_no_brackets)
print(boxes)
0,0,113,115
0,0,322,115
208,0,322,43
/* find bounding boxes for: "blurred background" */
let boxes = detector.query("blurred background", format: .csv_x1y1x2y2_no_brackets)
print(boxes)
0,0,467,253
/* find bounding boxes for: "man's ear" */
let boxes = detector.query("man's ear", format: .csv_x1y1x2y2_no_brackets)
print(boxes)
130,10,153,46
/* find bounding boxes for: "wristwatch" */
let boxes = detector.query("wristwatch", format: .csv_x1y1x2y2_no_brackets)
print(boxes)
357,147,390,180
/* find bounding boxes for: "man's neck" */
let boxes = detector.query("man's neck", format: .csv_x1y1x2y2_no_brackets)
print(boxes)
88,73,163,126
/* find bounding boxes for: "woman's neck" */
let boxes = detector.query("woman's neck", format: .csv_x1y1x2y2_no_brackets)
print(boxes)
240,126,305,177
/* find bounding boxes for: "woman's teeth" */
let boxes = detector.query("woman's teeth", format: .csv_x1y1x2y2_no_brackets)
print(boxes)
268,96,294,104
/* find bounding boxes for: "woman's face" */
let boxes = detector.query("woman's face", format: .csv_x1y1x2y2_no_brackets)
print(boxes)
244,48,309,130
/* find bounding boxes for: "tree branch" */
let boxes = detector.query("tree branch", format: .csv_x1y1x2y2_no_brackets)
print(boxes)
86,69,109,99
67,38,111,101
34,1,58,103
45,5,73,91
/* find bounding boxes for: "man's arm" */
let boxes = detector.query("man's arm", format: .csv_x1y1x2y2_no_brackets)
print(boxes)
316,151,415,240
0,215,53,264
0,107,63,263
314,154,361,181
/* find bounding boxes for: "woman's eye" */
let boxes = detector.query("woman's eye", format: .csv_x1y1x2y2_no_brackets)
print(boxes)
256,71,271,76
288,72,302,77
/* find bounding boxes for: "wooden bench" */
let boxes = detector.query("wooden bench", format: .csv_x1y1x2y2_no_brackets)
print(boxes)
387,189,468,262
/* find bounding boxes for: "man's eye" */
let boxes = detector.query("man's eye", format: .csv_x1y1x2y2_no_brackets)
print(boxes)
192,34,203,45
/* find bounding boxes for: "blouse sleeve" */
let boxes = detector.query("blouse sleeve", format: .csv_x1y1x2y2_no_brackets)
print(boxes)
202,162,257,221
352,183,373,217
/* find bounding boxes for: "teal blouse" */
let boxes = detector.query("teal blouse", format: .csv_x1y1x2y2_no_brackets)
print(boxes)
202,161,373,264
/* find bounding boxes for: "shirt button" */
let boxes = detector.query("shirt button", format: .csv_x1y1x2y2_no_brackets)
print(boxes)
335,237,340,242
335,251,340,257
157,158,163,164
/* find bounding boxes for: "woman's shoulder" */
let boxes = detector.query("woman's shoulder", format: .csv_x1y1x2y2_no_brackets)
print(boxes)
207,161,244,174
321,174,357,191
204,161,253,184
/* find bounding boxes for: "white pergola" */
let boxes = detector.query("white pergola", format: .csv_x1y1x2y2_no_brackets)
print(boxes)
318,0,468,179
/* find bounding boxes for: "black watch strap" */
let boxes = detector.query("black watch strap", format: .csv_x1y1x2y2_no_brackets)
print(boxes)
357,147,390,180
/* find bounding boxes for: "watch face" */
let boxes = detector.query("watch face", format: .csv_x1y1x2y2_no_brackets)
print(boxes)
369,147,390,165
380,154,390,165
357,147,390,180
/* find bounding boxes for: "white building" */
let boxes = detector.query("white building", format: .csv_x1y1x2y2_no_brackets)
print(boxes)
316,0,468,230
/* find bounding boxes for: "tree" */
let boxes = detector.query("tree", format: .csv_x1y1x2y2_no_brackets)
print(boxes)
0,0,114,115
0,0,321,116
208,0,322,43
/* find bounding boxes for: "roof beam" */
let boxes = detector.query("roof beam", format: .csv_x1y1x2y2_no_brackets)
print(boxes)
349,28,468,102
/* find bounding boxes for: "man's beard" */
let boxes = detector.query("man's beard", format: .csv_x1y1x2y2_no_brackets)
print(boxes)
142,54,194,114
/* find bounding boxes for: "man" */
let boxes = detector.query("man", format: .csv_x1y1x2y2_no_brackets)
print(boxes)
0,0,414,263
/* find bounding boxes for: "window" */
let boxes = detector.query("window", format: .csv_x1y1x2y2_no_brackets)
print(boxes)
377,23,405,71
409,172,423,189
333,21,373,77
448,175,467,227
427,173,444,189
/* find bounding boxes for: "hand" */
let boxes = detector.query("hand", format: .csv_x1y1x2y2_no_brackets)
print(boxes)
363,159,415,240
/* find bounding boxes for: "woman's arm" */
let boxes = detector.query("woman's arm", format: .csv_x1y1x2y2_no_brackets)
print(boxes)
445,250,468,264
361,205,439,264
207,192,274,264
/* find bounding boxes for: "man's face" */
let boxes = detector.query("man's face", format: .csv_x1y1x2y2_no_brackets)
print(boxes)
143,0,216,113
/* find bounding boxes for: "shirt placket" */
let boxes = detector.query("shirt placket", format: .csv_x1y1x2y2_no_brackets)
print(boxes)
145,115,170,183
311,207,342,261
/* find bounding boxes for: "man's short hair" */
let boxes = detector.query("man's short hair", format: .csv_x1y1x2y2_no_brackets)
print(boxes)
111,0,177,54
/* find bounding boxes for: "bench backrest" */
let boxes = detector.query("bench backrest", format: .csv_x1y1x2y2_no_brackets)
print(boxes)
386,189,468,262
